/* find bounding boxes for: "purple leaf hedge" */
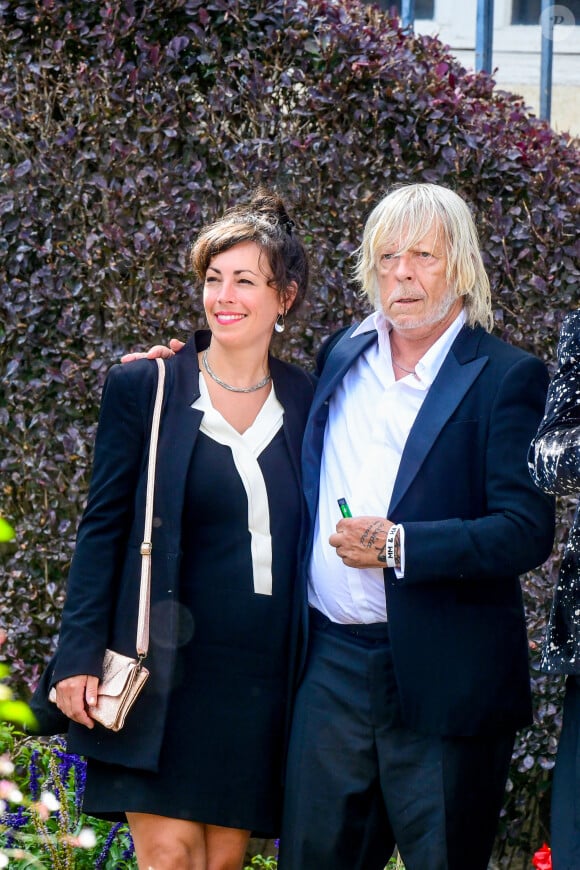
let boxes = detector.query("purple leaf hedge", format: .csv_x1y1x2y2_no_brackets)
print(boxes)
1,0,579,863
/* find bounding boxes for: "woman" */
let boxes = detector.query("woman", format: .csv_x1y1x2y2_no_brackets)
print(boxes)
50,190,314,870
529,310,580,870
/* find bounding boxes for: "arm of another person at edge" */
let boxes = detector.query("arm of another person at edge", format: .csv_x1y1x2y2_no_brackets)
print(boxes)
121,337,185,363
529,311,580,496
396,353,555,586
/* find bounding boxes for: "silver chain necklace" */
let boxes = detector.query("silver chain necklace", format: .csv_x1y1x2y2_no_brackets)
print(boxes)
202,350,271,393
391,356,416,375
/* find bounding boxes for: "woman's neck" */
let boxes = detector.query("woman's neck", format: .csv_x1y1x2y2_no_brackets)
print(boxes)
203,342,270,388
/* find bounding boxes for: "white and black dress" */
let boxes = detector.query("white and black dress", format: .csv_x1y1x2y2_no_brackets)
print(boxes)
83,380,301,836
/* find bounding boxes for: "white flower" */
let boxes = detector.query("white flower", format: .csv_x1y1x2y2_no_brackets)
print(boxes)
40,790,60,812
0,756,14,776
0,851,9,867
77,827,97,849
0,784,23,803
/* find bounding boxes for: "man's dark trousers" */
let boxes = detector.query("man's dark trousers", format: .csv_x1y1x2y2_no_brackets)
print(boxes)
279,610,515,870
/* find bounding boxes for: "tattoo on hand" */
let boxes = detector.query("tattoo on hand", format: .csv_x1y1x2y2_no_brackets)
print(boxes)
360,521,388,563
360,521,382,548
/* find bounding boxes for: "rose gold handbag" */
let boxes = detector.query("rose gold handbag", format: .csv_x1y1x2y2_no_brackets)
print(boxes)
50,358,165,731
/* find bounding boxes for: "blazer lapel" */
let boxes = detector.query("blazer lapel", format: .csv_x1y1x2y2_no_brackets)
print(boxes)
152,334,207,550
389,326,488,515
315,325,378,404
302,325,378,523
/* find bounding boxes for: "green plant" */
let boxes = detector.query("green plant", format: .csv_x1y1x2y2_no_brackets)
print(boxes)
0,630,36,738
0,666,36,733
245,856,278,869
0,727,135,869
0,519,15,544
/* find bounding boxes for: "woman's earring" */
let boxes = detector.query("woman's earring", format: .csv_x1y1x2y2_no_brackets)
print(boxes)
274,313,285,334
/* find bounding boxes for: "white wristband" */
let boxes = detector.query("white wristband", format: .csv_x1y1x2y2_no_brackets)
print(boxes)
385,524,400,569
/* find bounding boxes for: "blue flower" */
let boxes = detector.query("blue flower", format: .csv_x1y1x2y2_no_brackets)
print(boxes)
1,805,27,848
121,829,135,861
95,821,124,869
28,748,41,801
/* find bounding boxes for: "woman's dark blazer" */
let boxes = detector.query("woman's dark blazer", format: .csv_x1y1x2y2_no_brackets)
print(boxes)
49,330,314,771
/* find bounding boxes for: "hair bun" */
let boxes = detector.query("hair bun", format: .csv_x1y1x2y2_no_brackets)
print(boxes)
249,187,294,234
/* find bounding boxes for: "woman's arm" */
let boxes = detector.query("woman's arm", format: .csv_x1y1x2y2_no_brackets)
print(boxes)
51,361,158,723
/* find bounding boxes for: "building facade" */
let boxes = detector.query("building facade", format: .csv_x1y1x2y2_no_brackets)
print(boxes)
371,0,579,136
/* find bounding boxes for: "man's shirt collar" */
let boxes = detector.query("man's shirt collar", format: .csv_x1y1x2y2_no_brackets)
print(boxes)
350,307,467,387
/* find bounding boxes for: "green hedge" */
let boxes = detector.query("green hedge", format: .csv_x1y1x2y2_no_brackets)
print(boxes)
1,1,579,865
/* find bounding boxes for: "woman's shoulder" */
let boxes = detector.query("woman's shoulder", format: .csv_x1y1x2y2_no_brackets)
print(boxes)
104,357,162,393
98,359,163,426
106,356,160,381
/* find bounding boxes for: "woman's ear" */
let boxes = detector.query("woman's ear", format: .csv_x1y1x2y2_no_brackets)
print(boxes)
282,281,299,314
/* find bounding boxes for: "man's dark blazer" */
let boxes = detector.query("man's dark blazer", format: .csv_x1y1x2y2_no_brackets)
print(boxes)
44,330,314,771
299,321,555,737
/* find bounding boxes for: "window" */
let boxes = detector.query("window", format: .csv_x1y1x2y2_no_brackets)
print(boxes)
363,0,435,21
511,0,580,24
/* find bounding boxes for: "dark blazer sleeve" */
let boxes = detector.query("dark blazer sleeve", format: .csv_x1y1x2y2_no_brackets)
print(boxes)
52,361,157,684
529,311,580,496
400,352,555,585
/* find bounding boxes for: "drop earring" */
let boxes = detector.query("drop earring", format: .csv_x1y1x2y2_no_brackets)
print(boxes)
274,312,285,334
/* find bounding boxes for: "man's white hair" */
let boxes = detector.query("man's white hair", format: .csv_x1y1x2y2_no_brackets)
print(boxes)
354,184,493,332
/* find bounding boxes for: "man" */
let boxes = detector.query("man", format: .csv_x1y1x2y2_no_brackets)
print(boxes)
278,184,555,870
127,184,555,869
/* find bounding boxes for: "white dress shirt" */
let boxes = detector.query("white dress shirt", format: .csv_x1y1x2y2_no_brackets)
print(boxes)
307,309,466,623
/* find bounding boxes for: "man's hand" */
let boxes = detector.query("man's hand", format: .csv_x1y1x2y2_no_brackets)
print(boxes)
120,338,185,363
54,674,100,729
329,516,394,568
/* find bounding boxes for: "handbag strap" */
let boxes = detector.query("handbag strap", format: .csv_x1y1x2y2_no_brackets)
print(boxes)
136,358,165,659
